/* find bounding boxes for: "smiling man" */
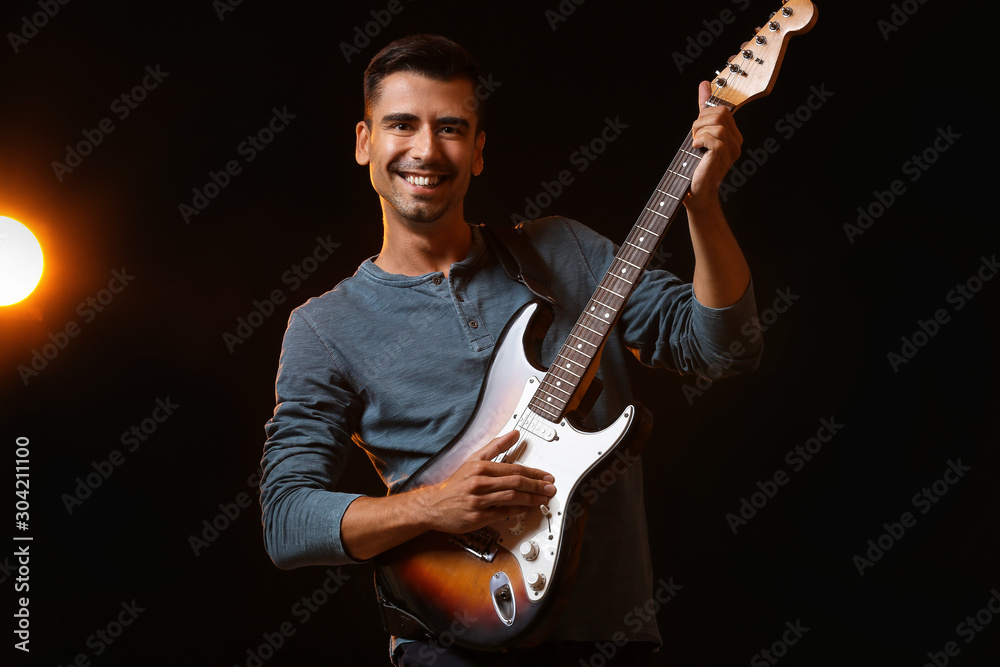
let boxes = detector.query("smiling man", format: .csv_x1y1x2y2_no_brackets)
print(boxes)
261,34,762,666
356,61,486,279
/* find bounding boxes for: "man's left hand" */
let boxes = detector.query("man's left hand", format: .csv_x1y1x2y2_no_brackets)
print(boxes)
687,80,742,211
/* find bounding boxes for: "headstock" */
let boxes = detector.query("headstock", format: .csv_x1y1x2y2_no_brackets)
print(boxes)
709,0,819,111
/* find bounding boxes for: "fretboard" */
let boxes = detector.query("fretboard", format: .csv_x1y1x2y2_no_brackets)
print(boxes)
526,116,719,423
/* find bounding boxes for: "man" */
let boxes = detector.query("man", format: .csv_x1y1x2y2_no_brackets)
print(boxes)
261,34,761,666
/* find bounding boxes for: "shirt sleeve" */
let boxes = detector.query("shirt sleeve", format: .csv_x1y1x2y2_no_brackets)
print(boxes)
260,309,367,569
560,217,763,379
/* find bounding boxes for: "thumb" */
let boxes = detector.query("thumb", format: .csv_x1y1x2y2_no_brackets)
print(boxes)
697,80,712,109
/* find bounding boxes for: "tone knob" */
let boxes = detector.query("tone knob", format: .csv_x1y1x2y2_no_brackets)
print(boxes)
519,541,539,561
526,571,546,591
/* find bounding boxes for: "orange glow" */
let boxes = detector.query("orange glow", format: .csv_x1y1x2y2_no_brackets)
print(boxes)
0,216,44,306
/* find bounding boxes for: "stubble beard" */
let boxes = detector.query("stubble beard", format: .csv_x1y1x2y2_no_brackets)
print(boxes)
381,163,468,226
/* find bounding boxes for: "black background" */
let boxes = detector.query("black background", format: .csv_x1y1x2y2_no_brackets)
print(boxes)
2,0,997,665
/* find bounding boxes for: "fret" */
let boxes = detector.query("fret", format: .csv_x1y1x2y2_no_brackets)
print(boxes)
536,386,567,402
568,332,598,348
546,369,575,385
543,381,571,397
608,273,634,286
529,402,561,420
588,299,617,313
554,362,582,378
587,306,617,320
586,313,611,326
535,130,700,423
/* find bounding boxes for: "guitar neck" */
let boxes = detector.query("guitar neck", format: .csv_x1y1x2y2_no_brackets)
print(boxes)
524,0,819,424
527,108,729,423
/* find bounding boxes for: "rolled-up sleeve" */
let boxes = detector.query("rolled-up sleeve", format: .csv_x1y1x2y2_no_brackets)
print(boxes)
622,272,762,377
561,217,763,379
260,310,367,569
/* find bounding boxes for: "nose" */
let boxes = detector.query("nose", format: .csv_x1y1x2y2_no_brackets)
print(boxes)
409,124,442,163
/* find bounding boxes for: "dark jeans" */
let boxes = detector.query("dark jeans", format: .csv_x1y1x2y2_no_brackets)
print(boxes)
393,639,658,666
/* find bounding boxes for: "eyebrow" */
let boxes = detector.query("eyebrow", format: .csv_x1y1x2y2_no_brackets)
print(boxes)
380,113,470,128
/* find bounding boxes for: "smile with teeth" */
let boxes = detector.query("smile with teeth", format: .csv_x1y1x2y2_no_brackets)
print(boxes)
402,173,444,187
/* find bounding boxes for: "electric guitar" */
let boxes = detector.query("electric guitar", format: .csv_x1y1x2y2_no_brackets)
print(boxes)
374,0,818,649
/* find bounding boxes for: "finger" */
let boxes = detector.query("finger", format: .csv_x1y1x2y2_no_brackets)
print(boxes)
471,430,520,462
691,118,742,159
697,80,712,109
476,486,556,512
469,432,556,483
693,125,731,155
487,472,557,498
464,458,556,489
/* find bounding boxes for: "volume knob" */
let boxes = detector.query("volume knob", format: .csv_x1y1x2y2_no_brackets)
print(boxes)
526,571,546,591
519,541,539,561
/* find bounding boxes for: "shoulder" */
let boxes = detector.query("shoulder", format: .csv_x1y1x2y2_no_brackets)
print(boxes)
283,268,375,343
514,216,609,245
502,216,614,262
513,216,617,280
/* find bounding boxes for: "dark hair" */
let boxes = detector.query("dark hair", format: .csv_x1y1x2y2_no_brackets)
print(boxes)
363,34,485,134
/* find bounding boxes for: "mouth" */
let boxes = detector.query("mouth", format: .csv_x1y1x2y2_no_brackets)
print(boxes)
397,172,447,190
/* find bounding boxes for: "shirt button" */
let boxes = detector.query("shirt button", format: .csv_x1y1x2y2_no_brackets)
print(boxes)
469,320,478,329
432,276,442,285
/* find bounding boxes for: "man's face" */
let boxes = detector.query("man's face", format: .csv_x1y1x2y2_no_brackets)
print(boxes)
356,72,485,226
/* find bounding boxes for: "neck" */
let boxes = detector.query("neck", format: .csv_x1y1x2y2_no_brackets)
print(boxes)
374,213,473,277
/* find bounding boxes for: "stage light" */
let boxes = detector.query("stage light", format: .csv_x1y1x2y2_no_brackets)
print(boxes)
0,216,44,306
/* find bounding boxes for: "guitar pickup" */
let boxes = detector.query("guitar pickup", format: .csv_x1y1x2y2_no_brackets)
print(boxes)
519,411,557,442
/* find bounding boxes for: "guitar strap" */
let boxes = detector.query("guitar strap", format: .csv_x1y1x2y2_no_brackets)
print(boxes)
478,223,559,307
376,581,431,640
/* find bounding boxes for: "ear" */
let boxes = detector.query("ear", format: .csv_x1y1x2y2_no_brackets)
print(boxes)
355,120,371,165
472,130,485,175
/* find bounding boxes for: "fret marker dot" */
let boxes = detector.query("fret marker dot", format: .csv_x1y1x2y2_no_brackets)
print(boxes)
639,236,645,242
621,268,627,273
605,313,610,318
577,343,582,349
556,381,561,387
659,202,665,206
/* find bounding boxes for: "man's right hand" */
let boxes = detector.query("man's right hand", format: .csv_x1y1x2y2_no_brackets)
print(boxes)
340,431,556,561
416,430,557,534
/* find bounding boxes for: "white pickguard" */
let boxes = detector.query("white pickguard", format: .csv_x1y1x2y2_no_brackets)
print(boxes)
488,377,635,603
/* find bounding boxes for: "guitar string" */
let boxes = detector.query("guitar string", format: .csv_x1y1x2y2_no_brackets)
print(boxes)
501,22,775,470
